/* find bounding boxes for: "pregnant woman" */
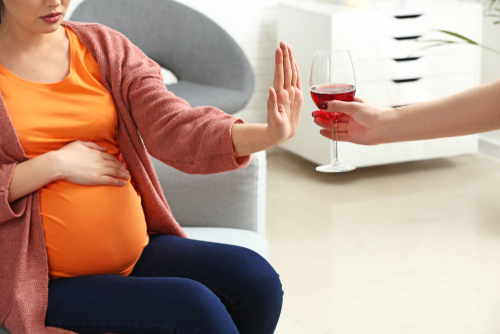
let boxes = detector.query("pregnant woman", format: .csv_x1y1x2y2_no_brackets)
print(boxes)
0,0,303,333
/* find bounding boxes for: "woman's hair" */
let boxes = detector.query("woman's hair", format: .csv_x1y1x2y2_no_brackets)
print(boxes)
0,1,3,24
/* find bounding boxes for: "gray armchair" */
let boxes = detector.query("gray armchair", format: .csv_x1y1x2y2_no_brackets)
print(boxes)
69,0,268,257
150,151,269,259
70,0,255,114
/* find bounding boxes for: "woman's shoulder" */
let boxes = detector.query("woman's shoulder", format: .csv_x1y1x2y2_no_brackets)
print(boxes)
61,20,161,83
61,21,132,47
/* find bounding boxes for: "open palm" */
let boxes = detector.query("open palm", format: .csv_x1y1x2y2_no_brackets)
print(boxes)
267,41,303,144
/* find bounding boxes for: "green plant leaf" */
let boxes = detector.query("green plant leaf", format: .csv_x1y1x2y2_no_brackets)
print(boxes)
435,30,479,45
416,39,458,44
412,41,459,55
480,0,500,15
419,32,500,56
487,0,500,10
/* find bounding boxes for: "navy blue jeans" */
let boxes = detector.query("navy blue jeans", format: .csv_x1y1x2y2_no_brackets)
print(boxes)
45,235,283,334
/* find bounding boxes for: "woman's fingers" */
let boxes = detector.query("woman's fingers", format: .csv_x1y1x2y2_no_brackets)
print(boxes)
274,47,284,91
313,116,330,129
296,61,302,90
82,141,107,151
312,111,350,122
354,96,367,103
319,129,332,140
319,99,362,116
100,152,121,162
280,41,293,88
267,87,279,117
288,46,297,88
337,122,348,132
273,42,301,92
320,129,349,141
338,114,350,122
313,116,348,131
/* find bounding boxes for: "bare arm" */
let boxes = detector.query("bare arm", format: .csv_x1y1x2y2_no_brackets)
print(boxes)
231,123,275,157
7,152,62,203
379,79,500,143
312,79,500,144
7,141,130,203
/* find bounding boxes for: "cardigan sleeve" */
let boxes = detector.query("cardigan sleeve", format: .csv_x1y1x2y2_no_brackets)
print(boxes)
0,162,27,223
115,32,251,175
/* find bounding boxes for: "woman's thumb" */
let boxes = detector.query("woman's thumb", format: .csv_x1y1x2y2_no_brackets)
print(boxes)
267,87,279,115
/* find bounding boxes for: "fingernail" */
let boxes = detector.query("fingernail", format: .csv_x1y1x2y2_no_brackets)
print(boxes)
318,102,327,110
121,181,126,185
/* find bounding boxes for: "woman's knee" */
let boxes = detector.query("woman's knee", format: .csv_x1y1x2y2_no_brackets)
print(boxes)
48,276,238,334
232,248,284,312
159,279,239,334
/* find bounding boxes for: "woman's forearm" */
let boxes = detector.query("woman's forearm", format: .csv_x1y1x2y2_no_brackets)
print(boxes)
377,79,500,143
231,123,278,157
8,151,63,203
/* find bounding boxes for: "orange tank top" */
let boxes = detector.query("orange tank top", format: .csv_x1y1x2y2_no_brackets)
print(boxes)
0,26,149,279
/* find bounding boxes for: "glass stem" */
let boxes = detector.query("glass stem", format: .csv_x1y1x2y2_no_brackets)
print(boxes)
332,119,339,165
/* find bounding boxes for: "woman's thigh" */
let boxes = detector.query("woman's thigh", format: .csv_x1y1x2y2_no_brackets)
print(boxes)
130,235,284,334
46,274,238,334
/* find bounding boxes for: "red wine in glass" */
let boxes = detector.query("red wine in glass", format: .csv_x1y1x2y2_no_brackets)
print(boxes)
310,84,356,121
309,50,356,173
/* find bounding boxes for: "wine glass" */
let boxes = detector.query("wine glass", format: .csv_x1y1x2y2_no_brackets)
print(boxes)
310,50,356,173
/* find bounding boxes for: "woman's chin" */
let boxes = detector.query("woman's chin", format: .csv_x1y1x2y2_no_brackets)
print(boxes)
36,17,65,34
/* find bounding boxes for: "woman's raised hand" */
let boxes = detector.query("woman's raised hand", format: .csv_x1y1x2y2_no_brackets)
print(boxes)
266,41,303,144
54,141,130,187
312,97,387,145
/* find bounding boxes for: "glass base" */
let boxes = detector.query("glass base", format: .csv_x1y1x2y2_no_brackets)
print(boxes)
316,163,356,173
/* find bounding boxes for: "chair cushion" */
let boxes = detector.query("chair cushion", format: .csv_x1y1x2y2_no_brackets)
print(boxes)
150,152,266,235
183,227,270,261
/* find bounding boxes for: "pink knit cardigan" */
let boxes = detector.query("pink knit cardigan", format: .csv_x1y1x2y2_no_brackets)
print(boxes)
0,21,250,334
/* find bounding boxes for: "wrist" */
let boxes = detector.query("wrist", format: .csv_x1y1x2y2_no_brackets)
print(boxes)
372,108,396,144
44,151,67,182
264,124,282,146
232,123,277,157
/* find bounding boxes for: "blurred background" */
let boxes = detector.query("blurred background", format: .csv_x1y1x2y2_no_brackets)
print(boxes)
65,1,500,333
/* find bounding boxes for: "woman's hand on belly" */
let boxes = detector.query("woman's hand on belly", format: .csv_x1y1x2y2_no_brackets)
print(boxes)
53,140,130,187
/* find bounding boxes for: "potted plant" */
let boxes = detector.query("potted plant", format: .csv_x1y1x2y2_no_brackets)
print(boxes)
420,0,500,56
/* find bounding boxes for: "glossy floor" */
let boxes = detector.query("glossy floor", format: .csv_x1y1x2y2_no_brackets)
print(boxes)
268,151,500,334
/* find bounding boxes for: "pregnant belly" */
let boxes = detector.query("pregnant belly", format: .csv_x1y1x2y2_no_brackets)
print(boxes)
40,178,149,279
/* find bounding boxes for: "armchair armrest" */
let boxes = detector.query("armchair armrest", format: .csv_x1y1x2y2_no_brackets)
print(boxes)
149,151,267,236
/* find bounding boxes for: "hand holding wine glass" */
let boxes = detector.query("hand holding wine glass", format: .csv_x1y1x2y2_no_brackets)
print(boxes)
310,50,357,173
312,97,387,145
